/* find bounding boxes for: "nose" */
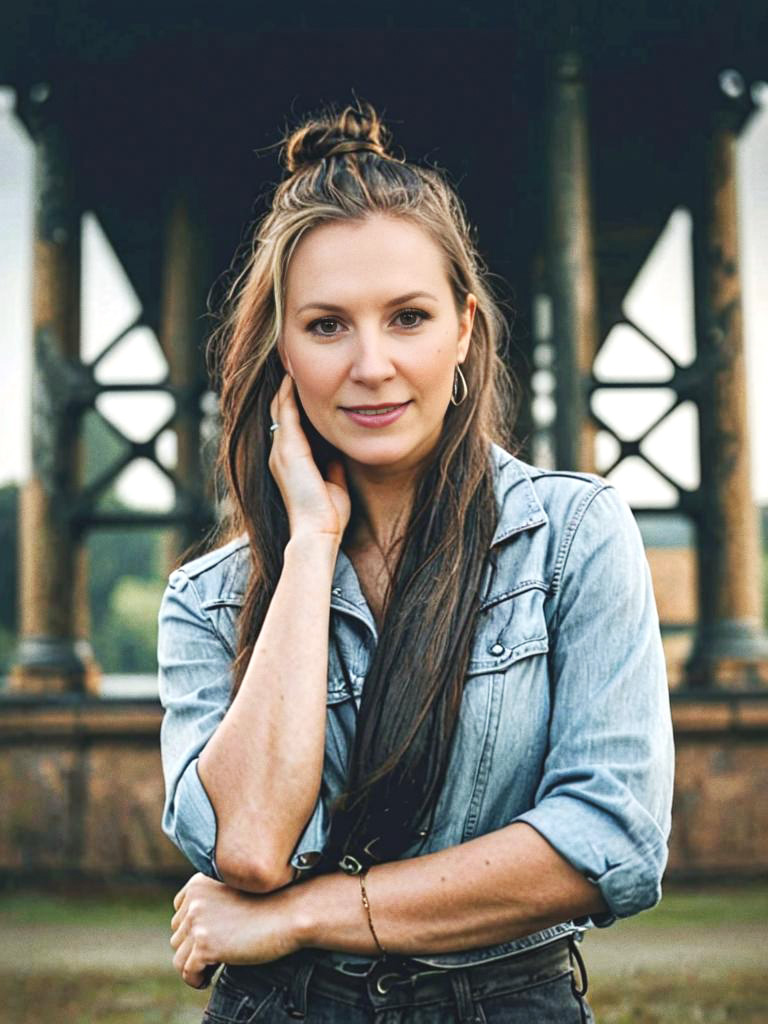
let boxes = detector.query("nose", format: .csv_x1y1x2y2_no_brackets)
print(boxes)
348,329,396,388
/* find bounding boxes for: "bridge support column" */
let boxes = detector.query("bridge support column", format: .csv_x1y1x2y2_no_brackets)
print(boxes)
11,89,92,693
545,50,599,473
159,188,211,563
686,83,768,689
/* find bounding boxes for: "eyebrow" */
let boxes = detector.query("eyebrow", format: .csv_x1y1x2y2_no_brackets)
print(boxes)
295,291,439,315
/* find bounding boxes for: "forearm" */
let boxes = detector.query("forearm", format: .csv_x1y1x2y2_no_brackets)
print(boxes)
292,822,609,956
198,533,338,888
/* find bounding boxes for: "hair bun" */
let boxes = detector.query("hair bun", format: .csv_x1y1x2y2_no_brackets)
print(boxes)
281,101,393,173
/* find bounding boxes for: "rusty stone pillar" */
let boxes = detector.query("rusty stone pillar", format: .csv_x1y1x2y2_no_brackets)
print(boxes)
159,188,211,563
545,50,599,473
11,89,92,693
686,82,768,689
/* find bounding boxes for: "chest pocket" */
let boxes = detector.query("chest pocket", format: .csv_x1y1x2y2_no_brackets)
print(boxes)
468,583,550,677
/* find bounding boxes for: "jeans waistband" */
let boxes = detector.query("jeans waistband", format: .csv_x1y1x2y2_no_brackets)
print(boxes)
223,934,581,1013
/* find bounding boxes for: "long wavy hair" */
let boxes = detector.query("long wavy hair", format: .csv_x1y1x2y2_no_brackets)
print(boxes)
207,101,520,872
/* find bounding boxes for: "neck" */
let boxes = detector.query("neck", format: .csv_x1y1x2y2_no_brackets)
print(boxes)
343,459,420,555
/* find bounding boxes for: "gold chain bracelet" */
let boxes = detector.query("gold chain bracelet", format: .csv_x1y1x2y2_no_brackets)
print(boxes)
359,866,387,956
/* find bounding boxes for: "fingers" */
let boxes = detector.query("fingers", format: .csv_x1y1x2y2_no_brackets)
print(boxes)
269,372,295,427
170,904,186,935
171,910,215,990
268,375,313,477
178,943,209,990
173,880,189,911
173,869,206,912
274,374,302,433
268,375,282,423
170,892,190,950
170,873,226,991
172,931,194,980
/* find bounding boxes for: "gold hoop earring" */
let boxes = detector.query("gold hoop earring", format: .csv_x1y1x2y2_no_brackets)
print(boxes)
450,364,468,406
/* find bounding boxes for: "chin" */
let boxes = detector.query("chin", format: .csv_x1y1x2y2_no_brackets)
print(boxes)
340,435,440,472
328,434,412,466
345,446,413,468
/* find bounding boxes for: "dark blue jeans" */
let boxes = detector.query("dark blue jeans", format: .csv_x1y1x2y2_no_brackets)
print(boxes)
201,936,595,1023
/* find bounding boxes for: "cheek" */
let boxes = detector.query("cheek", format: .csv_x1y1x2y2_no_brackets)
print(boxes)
290,351,341,408
416,338,456,392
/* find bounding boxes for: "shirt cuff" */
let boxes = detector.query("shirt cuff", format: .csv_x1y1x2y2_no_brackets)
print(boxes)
289,792,329,873
171,759,223,880
513,794,669,924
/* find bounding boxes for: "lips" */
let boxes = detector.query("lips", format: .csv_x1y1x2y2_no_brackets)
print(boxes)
342,403,406,415
340,401,411,428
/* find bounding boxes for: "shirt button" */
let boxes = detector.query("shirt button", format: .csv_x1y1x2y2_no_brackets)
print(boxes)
296,854,309,866
490,643,505,656
331,587,342,596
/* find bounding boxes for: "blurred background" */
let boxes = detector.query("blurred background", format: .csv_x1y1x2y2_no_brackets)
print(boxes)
0,2,766,1021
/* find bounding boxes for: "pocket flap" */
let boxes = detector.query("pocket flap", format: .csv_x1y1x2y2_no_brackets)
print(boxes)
468,584,549,676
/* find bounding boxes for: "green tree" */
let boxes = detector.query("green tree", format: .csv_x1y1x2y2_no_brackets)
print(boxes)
82,409,168,670
95,576,168,674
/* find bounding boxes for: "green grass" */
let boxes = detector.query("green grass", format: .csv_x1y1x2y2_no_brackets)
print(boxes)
0,974,208,1024
612,882,768,928
591,971,768,1024
0,887,174,928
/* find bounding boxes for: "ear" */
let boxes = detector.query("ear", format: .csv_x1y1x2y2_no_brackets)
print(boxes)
457,293,477,364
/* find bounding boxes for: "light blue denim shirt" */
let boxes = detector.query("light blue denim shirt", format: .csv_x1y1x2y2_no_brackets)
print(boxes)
157,443,674,968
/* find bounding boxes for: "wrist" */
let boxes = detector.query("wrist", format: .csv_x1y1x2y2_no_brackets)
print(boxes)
284,532,340,568
284,876,322,950
284,870,384,956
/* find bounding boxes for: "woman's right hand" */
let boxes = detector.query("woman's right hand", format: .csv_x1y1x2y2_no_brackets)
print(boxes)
268,374,351,542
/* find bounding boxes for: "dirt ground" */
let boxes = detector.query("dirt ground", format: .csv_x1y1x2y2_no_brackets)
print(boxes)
0,883,766,1023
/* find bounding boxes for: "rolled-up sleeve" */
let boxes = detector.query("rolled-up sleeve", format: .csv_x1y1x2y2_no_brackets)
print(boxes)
512,484,674,926
157,567,330,880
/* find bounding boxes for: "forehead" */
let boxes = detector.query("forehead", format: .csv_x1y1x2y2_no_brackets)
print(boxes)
285,214,450,304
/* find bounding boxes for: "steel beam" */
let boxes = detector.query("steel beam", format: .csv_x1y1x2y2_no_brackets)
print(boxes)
159,188,211,563
685,87,768,689
545,50,598,473
10,90,93,693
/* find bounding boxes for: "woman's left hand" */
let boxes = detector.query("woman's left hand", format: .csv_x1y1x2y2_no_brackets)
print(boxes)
170,872,303,989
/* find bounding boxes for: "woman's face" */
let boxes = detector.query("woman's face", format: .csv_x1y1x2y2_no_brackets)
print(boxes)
280,214,476,477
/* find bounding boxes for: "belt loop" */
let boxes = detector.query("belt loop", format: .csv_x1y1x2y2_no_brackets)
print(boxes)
568,934,589,997
448,967,483,1024
282,960,316,1020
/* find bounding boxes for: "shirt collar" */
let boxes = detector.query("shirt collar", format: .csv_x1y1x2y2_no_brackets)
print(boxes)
330,444,547,596
488,442,548,547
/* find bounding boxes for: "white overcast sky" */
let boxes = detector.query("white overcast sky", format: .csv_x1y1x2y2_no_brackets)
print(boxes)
1,85,767,507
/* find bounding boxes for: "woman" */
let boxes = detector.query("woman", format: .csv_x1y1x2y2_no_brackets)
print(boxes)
159,102,675,1023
